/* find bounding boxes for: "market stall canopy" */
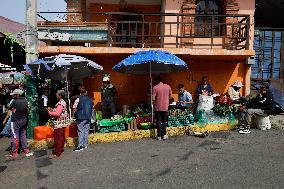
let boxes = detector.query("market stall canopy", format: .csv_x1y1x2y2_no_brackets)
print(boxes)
24,54,103,81
112,50,188,122
112,50,188,74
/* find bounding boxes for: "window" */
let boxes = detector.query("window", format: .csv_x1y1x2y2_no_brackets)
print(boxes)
195,0,222,36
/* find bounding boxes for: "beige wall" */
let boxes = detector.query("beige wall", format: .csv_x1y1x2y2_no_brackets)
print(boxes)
237,0,255,50
162,0,255,49
237,0,255,95
163,0,183,46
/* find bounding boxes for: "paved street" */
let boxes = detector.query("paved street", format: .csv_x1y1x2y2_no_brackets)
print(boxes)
0,129,284,189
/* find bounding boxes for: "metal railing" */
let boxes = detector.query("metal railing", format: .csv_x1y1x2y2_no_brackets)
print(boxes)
37,12,251,49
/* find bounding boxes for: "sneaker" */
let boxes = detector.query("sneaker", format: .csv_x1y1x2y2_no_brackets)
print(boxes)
239,129,251,134
48,154,59,159
73,146,84,152
157,137,162,141
163,135,169,140
5,154,18,160
25,152,34,157
83,146,88,149
237,127,244,131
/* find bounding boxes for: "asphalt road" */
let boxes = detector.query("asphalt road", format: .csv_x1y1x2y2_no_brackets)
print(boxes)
0,129,284,189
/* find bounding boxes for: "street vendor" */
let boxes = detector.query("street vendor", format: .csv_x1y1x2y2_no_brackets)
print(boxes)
239,83,276,134
39,90,50,126
228,80,243,102
196,76,213,96
177,84,193,108
101,75,117,119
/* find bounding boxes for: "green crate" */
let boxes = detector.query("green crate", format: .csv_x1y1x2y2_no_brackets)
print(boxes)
99,119,125,127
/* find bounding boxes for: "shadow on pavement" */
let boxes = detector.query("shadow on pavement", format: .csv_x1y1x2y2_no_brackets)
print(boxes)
35,158,53,168
198,140,220,148
157,168,171,177
0,165,7,173
37,169,49,180
179,151,194,161
34,150,48,159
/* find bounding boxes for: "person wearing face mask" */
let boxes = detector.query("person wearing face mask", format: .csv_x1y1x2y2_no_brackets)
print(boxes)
228,80,243,102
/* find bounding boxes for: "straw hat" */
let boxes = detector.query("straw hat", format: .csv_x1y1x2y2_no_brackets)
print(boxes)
232,80,243,88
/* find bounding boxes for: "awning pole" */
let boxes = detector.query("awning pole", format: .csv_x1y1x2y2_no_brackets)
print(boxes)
65,66,72,120
150,62,153,123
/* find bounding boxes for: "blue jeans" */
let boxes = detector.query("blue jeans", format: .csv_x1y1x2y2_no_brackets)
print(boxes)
1,116,12,137
11,118,28,156
77,119,90,148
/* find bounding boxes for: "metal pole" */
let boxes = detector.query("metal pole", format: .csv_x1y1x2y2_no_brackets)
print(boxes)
65,67,72,120
26,0,38,64
26,0,39,139
150,62,153,123
271,31,275,79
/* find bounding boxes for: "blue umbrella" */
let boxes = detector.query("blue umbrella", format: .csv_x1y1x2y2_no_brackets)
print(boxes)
113,50,187,74
112,50,188,121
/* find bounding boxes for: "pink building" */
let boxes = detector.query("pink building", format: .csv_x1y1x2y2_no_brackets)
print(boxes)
38,0,255,109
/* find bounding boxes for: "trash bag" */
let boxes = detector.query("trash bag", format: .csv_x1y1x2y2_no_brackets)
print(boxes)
197,95,214,111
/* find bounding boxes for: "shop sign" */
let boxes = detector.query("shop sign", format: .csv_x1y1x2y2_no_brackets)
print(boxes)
38,31,71,41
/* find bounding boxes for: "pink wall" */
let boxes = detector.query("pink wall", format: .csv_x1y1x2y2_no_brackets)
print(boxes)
162,0,255,50
237,0,255,50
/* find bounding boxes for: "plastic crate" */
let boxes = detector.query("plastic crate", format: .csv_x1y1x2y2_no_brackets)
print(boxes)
99,119,127,133
168,114,194,127
99,119,125,127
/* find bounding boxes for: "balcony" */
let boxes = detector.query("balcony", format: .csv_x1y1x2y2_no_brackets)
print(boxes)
37,12,251,50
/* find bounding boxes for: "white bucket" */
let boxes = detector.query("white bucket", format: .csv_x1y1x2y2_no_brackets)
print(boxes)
256,116,271,130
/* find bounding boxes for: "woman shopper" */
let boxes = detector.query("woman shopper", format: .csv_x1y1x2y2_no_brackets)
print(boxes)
47,90,70,159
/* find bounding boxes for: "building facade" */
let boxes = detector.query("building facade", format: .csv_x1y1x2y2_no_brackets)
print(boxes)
38,0,255,109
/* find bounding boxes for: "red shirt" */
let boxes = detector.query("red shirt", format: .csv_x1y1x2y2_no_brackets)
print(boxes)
153,83,172,111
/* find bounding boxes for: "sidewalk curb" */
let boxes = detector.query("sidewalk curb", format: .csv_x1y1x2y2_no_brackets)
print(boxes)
28,123,237,149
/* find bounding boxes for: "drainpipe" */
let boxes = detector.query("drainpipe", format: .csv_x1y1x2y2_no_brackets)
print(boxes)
26,0,39,139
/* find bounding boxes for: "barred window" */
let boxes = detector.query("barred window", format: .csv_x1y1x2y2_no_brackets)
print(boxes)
195,0,223,36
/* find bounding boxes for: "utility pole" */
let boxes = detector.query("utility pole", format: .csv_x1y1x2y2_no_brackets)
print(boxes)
26,0,39,139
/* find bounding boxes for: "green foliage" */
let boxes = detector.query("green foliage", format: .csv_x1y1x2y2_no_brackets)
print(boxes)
4,33,24,62
3,32,38,62
213,104,234,116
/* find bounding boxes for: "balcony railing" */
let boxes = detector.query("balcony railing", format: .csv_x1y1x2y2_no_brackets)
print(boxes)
37,12,251,50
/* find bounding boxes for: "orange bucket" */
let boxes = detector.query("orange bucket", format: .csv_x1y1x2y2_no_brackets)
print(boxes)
34,126,54,141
